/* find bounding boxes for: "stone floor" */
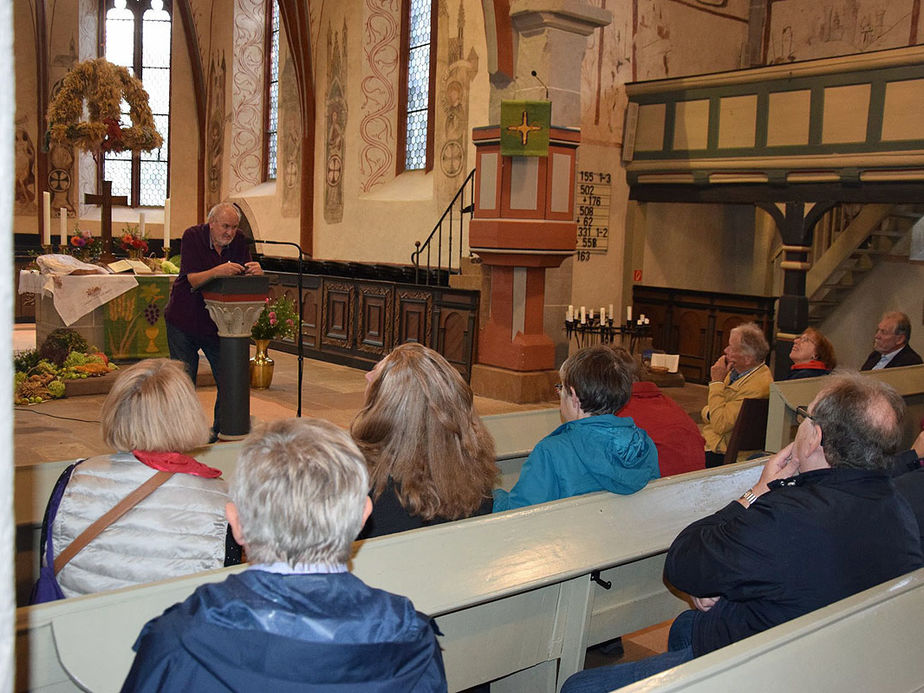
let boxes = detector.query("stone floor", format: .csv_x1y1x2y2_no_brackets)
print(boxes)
14,323,708,466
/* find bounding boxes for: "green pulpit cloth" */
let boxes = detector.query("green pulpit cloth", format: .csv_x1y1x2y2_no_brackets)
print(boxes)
104,275,173,360
500,100,551,156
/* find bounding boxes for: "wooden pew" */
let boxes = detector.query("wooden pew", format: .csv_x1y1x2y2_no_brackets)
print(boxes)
13,408,560,602
619,567,924,692
15,460,764,692
765,364,924,453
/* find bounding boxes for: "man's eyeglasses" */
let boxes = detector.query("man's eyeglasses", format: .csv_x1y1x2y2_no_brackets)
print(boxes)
795,405,814,425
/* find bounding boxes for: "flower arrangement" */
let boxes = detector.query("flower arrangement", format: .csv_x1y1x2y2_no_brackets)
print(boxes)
119,224,149,255
68,226,102,260
46,58,163,155
251,296,299,341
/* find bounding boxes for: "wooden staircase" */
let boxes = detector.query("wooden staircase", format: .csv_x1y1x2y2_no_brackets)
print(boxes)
806,203,923,325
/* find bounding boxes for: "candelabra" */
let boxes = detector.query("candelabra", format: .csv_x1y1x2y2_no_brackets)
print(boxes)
564,317,651,353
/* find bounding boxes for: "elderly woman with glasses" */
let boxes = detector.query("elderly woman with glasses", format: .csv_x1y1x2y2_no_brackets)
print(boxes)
351,343,498,538
788,328,837,379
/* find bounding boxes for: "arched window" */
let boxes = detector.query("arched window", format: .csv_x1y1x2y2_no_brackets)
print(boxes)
264,0,280,181
398,0,436,172
102,0,171,207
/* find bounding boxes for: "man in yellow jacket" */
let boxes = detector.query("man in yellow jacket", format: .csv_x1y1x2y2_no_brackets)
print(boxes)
702,322,773,467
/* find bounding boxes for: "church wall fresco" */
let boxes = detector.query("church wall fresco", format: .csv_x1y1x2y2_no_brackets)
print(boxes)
13,3,38,223
434,0,479,205
206,51,226,211
280,52,301,218
766,0,921,64
359,0,400,193
228,0,265,193
324,21,348,224
46,2,81,220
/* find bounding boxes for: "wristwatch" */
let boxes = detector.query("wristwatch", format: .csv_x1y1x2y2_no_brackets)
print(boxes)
739,488,758,507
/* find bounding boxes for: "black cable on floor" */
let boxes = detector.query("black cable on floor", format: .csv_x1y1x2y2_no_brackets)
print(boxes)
14,407,100,424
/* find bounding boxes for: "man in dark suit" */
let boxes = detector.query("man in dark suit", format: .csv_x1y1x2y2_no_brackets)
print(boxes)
861,311,922,370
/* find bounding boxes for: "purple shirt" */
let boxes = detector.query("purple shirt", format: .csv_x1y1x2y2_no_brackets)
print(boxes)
164,223,253,337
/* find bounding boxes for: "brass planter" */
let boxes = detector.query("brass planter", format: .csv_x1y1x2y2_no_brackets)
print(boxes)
250,339,275,389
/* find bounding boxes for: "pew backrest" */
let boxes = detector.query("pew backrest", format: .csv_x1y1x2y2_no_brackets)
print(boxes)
16,460,764,693
765,364,924,453
620,567,924,692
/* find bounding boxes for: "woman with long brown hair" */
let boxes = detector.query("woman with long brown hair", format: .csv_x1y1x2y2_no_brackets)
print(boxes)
351,343,498,538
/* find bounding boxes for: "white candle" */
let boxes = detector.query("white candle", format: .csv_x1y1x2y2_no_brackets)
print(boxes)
59,208,67,247
139,212,146,238
590,309,595,320
580,306,586,324
639,313,646,322
42,192,51,246
163,198,171,255
609,304,614,318
600,307,606,323
567,305,574,321
626,305,632,323
644,317,650,325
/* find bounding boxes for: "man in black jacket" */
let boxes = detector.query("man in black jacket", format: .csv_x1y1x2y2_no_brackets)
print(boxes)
861,311,923,370
562,374,923,693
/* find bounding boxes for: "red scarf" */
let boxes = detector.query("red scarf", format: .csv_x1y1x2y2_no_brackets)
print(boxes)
133,450,223,478
792,359,828,371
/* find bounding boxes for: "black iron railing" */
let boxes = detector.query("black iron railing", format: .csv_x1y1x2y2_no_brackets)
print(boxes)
411,169,475,285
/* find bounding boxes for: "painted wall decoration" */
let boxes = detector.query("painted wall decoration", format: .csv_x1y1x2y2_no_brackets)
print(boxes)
206,51,226,210
229,0,264,193
436,0,478,201
766,0,917,64
360,0,400,192
47,4,81,216
280,55,301,218
580,0,633,139
15,119,37,214
325,21,348,224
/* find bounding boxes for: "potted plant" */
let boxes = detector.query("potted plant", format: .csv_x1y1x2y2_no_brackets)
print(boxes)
250,295,299,389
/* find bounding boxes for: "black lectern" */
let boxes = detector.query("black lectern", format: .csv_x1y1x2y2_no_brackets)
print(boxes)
201,275,269,439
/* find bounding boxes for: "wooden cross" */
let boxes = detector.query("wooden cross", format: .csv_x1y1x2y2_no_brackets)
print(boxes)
85,179,128,263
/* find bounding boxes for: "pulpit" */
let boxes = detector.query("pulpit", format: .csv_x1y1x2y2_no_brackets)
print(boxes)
200,275,269,439
469,125,580,402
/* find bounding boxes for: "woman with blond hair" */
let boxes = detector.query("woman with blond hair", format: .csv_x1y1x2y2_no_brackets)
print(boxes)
788,327,837,379
34,358,239,601
352,343,498,538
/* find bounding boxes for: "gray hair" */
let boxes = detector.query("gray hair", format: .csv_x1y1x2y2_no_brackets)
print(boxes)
731,322,770,363
102,359,209,452
207,202,241,224
882,311,911,341
811,372,905,470
232,418,369,566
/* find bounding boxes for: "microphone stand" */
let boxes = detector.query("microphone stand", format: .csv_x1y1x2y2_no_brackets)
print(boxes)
250,239,306,418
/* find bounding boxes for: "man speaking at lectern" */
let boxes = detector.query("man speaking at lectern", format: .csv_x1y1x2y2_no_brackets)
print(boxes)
164,202,263,442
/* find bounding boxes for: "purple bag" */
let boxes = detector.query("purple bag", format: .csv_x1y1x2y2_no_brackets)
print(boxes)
30,460,83,604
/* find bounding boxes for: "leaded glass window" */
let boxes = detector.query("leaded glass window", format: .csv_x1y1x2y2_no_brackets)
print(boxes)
103,0,171,207
404,0,432,171
265,0,280,180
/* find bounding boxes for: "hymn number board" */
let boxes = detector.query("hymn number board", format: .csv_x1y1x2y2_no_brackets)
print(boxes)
575,171,611,261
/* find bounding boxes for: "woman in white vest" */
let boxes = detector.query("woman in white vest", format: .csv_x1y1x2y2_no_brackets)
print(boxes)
44,358,239,598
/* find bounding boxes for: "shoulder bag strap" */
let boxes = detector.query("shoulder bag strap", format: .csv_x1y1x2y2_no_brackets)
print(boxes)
54,471,173,575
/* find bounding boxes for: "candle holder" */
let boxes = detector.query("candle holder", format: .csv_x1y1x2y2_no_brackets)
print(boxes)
41,244,54,255
564,317,651,354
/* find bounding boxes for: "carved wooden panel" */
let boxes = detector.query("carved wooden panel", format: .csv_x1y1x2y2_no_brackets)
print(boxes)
321,281,354,349
633,285,775,384
397,290,433,345
300,286,320,349
437,308,474,379
357,283,393,355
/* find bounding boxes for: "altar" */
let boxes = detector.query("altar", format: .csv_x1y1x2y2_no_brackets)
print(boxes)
20,271,176,360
